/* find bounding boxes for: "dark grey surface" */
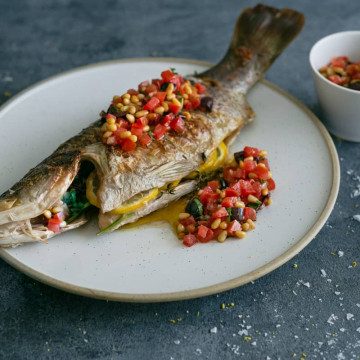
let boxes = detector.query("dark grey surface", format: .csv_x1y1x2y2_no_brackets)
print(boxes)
0,0,359,359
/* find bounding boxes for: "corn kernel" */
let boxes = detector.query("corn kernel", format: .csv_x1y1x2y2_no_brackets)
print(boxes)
211,218,221,229
217,230,228,243
107,123,117,132
166,83,174,95
220,221,228,230
126,114,135,123
119,130,131,139
248,195,259,203
177,223,185,233
178,212,190,220
43,210,52,219
155,106,165,115
235,230,246,239
135,110,149,118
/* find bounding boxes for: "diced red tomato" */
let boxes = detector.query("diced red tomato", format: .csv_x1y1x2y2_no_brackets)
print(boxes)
118,119,130,129
208,180,220,191
328,75,346,85
153,124,167,140
183,234,197,247
346,64,360,76
143,97,160,111
199,188,219,205
201,228,214,242
221,197,237,208
243,160,257,173
184,100,192,110
170,116,185,133
225,188,239,197
267,178,276,191
53,212,65,222
197,225,209,239
250,180,262,199
139,133,152,147
131,123,144,137
168,102,181,114
243,146,260,158
243,207,257,221
197,225,214,243
330,56,348,68
232,168,246,179
212,207,228,219
122,138,137,152
227,220,241,235
239,180,256,198
162,113,174,128
136,117,148,126
179,215,195,227
195,83,206,94
161,69,175,82
189,95,200,109
254,164,270,180
154,91,167,102
47,218,61,233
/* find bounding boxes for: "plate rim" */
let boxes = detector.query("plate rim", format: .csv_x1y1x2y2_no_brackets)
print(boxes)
0,57,340,302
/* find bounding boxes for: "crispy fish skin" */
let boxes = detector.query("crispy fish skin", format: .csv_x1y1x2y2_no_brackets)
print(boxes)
0,4,304,245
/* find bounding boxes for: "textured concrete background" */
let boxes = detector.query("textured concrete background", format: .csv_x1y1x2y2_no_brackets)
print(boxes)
0,0,359,359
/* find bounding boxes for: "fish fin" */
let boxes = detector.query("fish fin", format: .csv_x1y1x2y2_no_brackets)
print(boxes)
200,4,304,91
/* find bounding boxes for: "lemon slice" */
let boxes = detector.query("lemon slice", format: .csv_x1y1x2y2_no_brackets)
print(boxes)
198,147,218,173
211,141,228,170
86,171,160,215
110,188,159,215
86,171,100,207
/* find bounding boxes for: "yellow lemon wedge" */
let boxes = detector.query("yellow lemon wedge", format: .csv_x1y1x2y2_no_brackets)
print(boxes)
86,171,159,215
110,188,159,215
86,171,100,207
211,141,228,170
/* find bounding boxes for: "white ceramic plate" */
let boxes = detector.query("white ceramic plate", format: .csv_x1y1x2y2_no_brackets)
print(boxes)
0,59,339,302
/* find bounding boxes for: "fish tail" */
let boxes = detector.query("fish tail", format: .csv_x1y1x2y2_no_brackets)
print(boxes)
200,4,304,91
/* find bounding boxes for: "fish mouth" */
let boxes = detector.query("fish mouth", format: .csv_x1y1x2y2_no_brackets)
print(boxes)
0,161,95,246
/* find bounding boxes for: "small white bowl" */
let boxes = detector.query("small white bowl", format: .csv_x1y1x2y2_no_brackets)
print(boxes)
309,31,360,142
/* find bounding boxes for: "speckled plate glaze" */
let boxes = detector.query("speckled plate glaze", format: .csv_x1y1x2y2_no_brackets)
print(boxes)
0,59,340,302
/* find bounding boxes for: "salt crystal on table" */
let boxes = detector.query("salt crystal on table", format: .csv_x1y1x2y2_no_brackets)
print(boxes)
320,269,327,277
353,214,360,222
210,327,218,334
327,314,338,325
174,340,180,345
338,251,344,257
346,313,354,320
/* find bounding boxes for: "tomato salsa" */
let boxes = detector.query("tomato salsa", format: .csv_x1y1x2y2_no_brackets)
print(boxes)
319,56,360,91
100,69,212,151
176,146,275,247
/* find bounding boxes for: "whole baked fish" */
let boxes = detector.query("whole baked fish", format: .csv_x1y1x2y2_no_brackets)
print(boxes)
0,4,304,246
